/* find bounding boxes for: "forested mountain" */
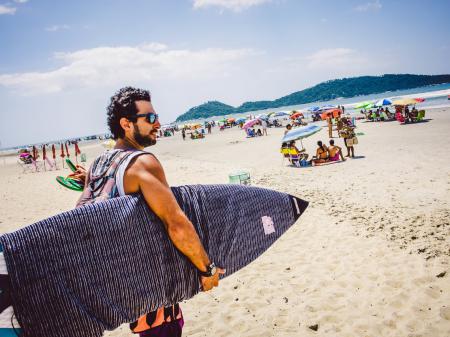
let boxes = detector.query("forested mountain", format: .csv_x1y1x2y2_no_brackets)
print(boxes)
175,74,450,122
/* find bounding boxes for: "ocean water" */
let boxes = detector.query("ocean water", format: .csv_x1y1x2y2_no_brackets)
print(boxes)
181,83,450,124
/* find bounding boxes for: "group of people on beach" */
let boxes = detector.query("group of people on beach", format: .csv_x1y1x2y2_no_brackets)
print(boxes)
360,107,393,121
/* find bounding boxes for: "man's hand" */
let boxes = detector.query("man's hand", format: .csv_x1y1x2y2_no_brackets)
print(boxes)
68,165,87,183
200,268,226,291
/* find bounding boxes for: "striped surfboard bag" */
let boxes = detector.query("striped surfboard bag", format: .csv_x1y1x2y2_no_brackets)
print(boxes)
0,184,308,337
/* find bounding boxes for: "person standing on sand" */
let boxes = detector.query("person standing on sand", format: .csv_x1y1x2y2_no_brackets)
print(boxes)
327,116,333,138
182,128,186,141
75,87,224,337
261,119,268,136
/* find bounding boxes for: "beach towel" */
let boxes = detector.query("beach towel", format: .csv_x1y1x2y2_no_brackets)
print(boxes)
0,184,307,337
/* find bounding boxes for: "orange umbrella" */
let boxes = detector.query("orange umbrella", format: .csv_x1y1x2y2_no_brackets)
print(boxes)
290,112,303,119
322,108,341,119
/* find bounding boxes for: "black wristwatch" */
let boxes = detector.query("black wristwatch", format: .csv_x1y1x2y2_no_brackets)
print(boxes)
199,263,217,277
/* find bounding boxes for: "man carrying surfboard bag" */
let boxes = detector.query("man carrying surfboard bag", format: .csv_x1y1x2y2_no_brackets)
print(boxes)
75,87,224,336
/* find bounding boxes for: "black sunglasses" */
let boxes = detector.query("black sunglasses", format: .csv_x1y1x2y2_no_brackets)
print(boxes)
129,112,159,124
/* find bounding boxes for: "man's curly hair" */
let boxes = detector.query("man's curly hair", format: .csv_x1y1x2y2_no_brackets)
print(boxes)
107,87,151,139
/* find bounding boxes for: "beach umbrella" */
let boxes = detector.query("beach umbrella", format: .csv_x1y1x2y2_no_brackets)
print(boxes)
227,118,235,123
256,114,269,121
375,98,392,107
290,112,303,119
65,143,70,158
235,117,246,124
281,125,322,148
32,146,38,161
267,112,276,117
392,98,419,106
307,106,320,112
414,98,425,103
355,101,373,109
60,144,65,168
42,145,47,171
321,109,341,120
74,142,81,164
273,111,290,117
242,118,260,129
320,104,336,110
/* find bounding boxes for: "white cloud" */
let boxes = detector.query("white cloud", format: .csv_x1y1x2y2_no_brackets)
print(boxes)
0,44,256,94
14,0,29,3
193,0,271,12
305,48,368,70
45,24,70,32
354,0,382,12
0,5,16,15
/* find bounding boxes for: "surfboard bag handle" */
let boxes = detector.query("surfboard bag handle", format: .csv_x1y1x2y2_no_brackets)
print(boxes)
0,274,12,313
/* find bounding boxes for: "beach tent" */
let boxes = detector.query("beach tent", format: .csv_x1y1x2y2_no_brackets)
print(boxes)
375,98,392,107
392,98,420,106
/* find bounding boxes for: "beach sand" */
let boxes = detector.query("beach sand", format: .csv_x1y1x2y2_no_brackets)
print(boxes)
1,107,449,337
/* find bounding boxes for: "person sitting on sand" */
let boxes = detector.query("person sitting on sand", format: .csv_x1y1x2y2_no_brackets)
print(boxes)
284,124,292,135
290,141,309,161
247,128,256,137
328,139,345,162
385,107,392,120
312,141,329,165
410,106,419,121
256,128,262,137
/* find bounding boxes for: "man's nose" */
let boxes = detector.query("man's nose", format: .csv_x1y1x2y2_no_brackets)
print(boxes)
154,119,161,128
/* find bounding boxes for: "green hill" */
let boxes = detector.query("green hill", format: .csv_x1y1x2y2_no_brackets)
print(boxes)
175,74,450,122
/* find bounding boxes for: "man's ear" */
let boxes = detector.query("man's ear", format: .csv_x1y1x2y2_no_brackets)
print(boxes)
119,117,132,134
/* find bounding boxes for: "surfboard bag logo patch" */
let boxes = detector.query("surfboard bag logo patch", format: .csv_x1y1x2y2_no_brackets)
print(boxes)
261,216,275,235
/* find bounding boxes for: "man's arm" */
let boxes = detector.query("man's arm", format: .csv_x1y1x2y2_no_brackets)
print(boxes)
124,155,224,290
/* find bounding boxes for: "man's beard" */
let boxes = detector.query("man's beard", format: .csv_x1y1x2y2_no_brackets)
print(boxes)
133,123,156,147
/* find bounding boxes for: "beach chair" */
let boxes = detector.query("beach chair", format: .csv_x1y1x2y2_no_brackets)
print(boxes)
288,148,301,167
416,110,425,122
17,159,34,173
280,147,290,165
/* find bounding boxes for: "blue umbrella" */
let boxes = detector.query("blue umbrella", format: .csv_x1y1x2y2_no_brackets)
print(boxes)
281,125,322,144
320,104,336,110
375,98,392,107
307,106,320,112
273,111,290,117
235,117,246,124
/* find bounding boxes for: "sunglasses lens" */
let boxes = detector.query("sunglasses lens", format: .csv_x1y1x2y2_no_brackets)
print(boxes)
148,113,158,123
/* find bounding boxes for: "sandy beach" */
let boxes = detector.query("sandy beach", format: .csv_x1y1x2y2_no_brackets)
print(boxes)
1,107,449,337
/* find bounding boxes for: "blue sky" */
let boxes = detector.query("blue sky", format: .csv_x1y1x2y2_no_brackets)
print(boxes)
0,0,449,147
